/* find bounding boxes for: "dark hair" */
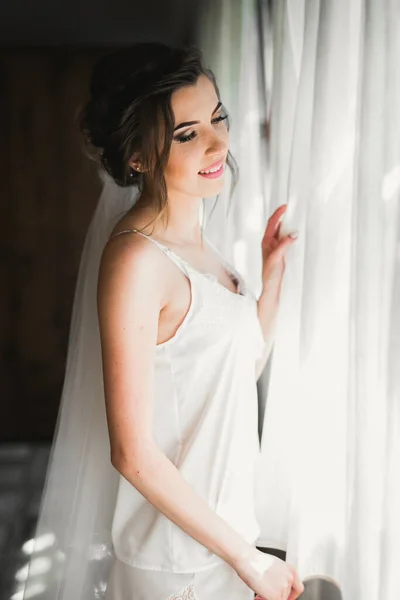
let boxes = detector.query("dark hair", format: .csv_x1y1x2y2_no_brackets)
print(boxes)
79,42,238,232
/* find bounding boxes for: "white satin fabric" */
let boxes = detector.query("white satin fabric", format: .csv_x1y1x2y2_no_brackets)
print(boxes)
107,228,264,573
104,557,254,600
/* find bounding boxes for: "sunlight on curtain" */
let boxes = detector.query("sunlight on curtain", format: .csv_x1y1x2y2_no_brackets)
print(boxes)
194,0,269,298
197,1,400,598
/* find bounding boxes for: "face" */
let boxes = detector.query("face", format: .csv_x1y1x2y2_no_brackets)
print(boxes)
162,74,229,199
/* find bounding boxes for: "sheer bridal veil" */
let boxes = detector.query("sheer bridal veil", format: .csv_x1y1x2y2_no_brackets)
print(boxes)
21,172,140,600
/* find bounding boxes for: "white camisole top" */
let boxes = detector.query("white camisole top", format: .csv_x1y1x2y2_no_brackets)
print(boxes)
108,228,266,573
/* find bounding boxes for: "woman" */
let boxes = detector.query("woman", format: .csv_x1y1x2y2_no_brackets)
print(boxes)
24,42,302,600
86,42,303,600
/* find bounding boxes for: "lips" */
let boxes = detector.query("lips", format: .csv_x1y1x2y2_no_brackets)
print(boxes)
198,163,224,179
198,159,224,173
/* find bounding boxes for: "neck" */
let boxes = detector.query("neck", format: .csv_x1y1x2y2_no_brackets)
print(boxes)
132,188,205,247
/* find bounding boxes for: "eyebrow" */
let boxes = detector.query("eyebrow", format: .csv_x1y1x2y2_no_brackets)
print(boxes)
173,101,222,132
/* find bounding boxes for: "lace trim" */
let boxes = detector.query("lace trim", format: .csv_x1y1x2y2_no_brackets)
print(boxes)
166,578,196,600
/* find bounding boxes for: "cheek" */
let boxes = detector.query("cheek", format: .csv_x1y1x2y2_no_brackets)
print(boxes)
166,144,201,178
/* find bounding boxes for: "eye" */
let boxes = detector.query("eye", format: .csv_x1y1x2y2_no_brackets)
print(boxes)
212,114,228,125
174,114,229,144
175,131,197,144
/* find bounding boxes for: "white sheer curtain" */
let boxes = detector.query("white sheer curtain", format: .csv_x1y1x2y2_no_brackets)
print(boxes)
194,0,269,298
196,1,400,598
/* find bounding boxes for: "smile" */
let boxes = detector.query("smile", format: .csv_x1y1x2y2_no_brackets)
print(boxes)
198,162,224,179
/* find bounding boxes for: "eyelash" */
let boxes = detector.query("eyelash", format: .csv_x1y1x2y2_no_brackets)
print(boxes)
174,114,228,144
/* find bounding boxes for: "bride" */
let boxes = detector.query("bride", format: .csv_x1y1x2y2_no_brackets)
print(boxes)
22,42,302,600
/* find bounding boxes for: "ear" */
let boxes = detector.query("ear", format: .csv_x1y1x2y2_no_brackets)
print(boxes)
129,152,142,172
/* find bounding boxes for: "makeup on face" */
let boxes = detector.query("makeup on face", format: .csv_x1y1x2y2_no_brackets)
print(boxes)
173,114,228,145
198,161,225,179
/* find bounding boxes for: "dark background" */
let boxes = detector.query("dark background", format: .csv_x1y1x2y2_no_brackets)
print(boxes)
0,0,201,442
0,0,200,46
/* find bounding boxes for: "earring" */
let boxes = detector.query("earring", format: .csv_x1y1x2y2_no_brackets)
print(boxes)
129,166,140,178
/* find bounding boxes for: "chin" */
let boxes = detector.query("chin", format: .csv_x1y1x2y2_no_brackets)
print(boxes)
198,177,225,195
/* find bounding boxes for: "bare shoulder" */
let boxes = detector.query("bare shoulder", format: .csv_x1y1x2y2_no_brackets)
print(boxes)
97,230,171,460
97,230,170,314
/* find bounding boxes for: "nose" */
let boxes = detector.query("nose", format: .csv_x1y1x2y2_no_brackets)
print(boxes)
205,131,228,159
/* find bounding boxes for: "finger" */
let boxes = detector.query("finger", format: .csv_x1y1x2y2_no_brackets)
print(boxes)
287,587,300,600
287,585,303,600
263,204,287,240
271,234,297,262
293,572,305,595
288,573,305,599
287,584,305,600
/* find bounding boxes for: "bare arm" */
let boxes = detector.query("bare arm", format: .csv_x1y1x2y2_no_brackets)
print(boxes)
255,283,281,381
97,235,253,569
114,440,252,567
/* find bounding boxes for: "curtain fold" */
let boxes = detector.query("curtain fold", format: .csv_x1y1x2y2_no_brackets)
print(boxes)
196,1,400,598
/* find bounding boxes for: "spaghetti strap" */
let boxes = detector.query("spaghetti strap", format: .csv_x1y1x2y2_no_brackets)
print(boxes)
109,228,244,295
109,228,190,276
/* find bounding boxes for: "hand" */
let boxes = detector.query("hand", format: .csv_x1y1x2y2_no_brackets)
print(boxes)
261,204,298,290
234,547,304,600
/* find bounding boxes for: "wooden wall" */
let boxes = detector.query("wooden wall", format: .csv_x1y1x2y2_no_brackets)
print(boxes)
0,48,106,440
